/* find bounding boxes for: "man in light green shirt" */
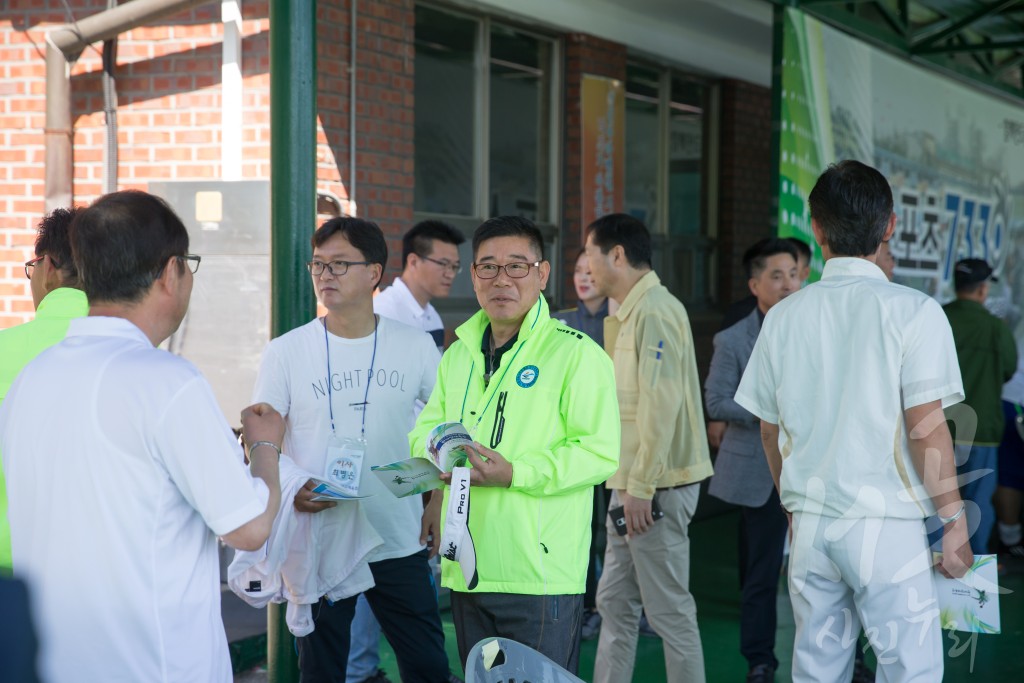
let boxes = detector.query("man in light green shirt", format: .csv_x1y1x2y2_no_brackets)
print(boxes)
0,208,89,570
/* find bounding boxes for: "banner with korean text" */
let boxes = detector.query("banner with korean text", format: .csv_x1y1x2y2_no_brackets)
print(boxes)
778,7,1024,355
581,75,625,239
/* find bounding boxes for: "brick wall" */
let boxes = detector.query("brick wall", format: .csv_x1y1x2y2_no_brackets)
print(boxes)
317,0,414,284
0,0,416,326
561,33,627,307
716,78,774,305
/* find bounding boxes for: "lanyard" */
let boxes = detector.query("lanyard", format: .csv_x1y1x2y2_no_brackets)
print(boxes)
324,315,378,439
458,300,541,437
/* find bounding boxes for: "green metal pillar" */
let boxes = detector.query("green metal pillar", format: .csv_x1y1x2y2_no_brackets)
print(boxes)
268,0,316,680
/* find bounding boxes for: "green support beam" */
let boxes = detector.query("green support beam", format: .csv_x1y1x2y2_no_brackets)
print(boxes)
911,0,1022,51
268,0,317,680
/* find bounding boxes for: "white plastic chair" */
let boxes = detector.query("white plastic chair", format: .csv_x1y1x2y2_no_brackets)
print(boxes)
464,637,585,683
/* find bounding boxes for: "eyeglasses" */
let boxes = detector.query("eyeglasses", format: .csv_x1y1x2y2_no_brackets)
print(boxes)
177,254,202,274
307,260,372,276
420,255,462,275
24,255,45,279
473,262,540,280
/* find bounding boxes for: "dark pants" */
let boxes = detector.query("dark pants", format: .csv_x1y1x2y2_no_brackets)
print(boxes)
451,591,584,674
738,489,788,669
584,484,608,610
297,549,449,683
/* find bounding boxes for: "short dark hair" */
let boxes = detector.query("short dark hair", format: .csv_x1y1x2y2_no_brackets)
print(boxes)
586,213,652,269
808,160,893,257
403,220,465,268
744,237,799,279
35,207,81,288
785,236,812,264
70,190,189,304
312,216,388,287
472,215,545,261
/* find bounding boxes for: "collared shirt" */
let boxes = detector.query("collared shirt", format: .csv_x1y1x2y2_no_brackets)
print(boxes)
374,276,445,350
943,298,1018,444
0,316,266,683
556,298,609,346
0,286,88,570
604,271,713,498
736,257,964,519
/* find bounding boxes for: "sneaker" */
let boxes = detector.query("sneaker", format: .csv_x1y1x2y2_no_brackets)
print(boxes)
999,539,1024,559
363,670,393,683
746,663,775,683
638,613,659,638
581,609,602,640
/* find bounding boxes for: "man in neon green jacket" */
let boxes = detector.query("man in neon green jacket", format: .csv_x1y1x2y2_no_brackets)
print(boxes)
0,208,89,571
410,216,620,673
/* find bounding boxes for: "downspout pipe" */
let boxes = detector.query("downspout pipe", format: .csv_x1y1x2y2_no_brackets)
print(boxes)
44,0,208,211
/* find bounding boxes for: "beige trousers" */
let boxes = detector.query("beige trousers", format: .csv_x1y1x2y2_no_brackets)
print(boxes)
594,484,705,683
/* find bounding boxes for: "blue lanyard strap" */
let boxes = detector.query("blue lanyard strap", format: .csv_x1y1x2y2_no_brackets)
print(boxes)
324,315,378,439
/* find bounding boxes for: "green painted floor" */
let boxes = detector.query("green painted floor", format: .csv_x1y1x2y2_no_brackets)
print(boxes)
373,510,1023,682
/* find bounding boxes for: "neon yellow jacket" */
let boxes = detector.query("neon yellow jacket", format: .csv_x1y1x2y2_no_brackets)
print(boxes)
0,287,89,570
410,296,620,595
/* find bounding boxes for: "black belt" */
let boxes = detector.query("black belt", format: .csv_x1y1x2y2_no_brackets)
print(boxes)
656,483,689,492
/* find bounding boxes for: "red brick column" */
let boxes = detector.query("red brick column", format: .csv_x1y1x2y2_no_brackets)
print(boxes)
317,0,414,284
561,34,627,306
717,78,773,305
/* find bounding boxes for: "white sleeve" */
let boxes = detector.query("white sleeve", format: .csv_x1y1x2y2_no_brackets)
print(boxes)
252,341,291,418
157,376,267,536
735,326,779,424
901,298,965,409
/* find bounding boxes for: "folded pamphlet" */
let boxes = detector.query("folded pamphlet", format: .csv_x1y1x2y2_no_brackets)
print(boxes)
934,553,1001,634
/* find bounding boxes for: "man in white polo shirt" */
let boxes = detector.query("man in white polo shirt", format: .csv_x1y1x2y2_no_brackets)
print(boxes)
374,219,465,352
736,161,973,682
0,190,283,683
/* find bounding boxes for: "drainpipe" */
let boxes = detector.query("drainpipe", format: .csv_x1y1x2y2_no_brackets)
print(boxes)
44,0,208,211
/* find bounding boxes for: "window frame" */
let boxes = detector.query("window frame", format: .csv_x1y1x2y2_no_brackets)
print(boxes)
414,4,563,296
625,59,720,309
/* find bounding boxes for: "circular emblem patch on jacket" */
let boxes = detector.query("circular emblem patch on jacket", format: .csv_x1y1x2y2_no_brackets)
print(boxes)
516,365,539,388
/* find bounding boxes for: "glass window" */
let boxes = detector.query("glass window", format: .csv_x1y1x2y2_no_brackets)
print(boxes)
414,6,477,215
668,76,705,236
488,25,552,222
625,65,661,227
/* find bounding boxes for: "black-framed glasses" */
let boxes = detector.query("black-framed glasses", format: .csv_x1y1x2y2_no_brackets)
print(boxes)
177,254,202,274
473,262,540,280
421,255,462,275
307,260,372,277
24,255,45,280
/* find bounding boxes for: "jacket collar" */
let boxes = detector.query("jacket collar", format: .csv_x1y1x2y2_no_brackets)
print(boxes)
613,270,661,321
455,296,549,350
35,287,88,319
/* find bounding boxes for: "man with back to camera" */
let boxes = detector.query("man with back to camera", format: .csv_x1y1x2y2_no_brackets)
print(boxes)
0,190,283,683
585,213,714,683
943,258,1017,554
253,216,455,683
705,237,799,683
736,161,973,681
345,219,465,683
0,208,89,571
409,215,620,673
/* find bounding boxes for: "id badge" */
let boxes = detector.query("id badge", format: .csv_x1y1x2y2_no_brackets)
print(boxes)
325,435,366,496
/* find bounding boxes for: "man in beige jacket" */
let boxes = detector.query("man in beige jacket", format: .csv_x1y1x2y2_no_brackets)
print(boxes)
585,213,714,683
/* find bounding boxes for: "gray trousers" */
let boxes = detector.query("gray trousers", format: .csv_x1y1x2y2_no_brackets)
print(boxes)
594,484,705,683
450,591,584,674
